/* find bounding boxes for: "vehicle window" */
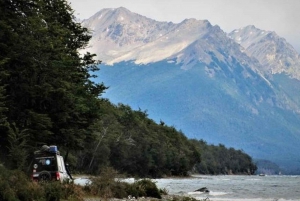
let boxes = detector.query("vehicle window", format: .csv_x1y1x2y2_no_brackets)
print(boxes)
34,156,57,172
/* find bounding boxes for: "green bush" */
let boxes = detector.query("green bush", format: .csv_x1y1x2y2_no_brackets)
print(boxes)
43,182,62,201
124,179,162,199
0,166,162,201
88,178,162,199
0,166,84,201
133,179,162,199
89,167,119,198
61,182,85,201
87,167,162,199
0,166,43,201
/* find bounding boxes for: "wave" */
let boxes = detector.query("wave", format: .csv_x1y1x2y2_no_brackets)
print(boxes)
188,191,228,196
197,199,299,201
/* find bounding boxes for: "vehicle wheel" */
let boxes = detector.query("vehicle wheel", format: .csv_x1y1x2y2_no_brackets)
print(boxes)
39,171,51,182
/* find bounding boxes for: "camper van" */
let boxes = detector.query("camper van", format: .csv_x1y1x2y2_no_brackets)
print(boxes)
32,145,71,182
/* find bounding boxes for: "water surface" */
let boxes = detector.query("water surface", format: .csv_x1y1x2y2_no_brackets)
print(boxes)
153,175,300,201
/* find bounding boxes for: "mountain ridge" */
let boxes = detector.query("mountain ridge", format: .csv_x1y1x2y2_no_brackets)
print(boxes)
82,7,300,173
82,8,300,78
228,25,300,79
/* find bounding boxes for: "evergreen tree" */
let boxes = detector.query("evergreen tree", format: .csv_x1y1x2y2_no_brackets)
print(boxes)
0,0,257,176
0,0,106,167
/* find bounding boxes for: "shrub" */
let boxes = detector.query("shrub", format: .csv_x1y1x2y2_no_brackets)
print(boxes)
42,182,62,201
0,166,44,201
88,167,119,198
86,167,162,199
124,179,162,199
61,182,85,201
133,179,162,199
0,166,85,201
160,187,169,195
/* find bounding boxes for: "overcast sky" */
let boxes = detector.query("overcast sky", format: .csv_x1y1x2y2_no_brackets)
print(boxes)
67,0,300,53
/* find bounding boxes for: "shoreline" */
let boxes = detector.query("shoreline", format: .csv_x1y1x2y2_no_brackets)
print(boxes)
83,195,199,201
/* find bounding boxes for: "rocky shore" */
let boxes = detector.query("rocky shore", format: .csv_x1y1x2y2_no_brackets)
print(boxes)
83,195,200,201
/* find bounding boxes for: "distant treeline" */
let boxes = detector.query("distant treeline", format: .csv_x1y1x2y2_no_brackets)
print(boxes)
254,159,281,175
0,0,256,177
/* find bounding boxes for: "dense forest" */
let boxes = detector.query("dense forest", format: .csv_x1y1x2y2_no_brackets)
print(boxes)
0,0,257,177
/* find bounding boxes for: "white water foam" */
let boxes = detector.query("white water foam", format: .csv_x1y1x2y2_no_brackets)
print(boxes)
197,199,295,201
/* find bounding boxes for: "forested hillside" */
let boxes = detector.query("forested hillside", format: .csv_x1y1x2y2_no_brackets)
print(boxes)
0,0,256,177
68,101,257,176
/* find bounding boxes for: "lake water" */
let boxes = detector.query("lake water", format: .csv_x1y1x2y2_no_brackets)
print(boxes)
74,175,300,201
153,175,300,201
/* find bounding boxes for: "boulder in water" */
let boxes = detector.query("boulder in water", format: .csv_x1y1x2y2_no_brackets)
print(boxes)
195,187,210,193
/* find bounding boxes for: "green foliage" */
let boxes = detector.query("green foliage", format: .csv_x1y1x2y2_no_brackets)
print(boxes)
0,166,43,201
86,167,162,199
6,123,29,170
0,0,256,178
191,140,257,175
132,179,162,199
0,0,106,168
0,166,84,201
88,167,121,198
73,101,255,176
43,182,62,201
0,166,165,201
164,195,201,201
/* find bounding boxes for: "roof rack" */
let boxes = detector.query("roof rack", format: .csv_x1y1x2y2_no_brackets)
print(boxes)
34,145,60,155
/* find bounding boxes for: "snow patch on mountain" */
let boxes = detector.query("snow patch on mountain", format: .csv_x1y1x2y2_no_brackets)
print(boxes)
81,7,300,82
229,25,300,79
81,7,300,172
82,7,177,63
82,8,238,68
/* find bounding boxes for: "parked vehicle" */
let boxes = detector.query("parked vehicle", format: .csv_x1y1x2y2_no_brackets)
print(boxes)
32,145,72,182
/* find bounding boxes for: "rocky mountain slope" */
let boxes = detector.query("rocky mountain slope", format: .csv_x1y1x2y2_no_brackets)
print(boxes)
228,25,300,114
228,25,300,79
82,7,300,173
82,7,176,64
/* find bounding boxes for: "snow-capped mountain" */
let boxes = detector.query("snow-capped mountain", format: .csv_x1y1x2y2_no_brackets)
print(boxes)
83,8,300,79
228,25,300,79
82,7,176,64
83,7,259,69
82,7,300,173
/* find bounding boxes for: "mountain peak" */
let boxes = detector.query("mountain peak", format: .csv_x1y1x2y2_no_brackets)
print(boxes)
243,25,259,31
82,7,300,173
82,7,176,63
115,6,130,11
82,7,300,79
88,7,138,24
229,26,300,79
111,7,136,19
229,26,271,49
82,8,221,65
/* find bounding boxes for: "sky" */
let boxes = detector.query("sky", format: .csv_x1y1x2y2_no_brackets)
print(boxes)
67,0,300,53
